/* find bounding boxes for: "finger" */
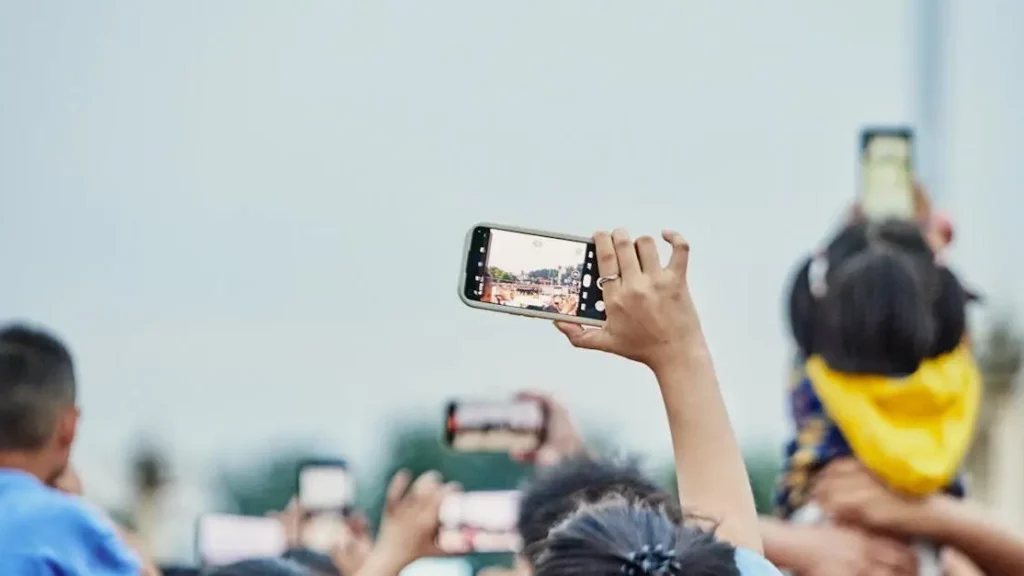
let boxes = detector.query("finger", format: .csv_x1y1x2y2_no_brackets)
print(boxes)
509,447,536,463
410,470,443,498
385,469,412,509
634,235,660,274
662,230,690,276
612,228,641,281
347,512,371,537
592,230,618,278
513,390,551,406
554,321,611,352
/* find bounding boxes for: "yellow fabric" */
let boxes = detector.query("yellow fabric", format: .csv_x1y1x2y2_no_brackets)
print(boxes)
805,345,981,495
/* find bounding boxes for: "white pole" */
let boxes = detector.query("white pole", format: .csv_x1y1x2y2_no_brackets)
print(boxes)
912,0,947,204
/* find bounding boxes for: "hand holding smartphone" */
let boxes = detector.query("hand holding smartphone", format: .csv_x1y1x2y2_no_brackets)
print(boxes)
460,224,606,325
444,398,547,454
296,459,355,552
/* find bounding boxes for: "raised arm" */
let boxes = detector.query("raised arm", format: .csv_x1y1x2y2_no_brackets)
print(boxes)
556,229,761,552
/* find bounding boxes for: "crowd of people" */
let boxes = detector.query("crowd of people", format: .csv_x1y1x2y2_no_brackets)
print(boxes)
4,195,1024,575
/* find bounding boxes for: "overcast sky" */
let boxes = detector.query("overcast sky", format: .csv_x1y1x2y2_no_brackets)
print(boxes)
2,0,1022,560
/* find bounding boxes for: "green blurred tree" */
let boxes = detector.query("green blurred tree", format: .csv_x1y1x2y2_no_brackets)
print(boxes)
217,447,319,516
656,449,781,515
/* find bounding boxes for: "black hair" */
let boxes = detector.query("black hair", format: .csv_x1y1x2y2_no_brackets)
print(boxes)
532,498,739,576
518,456,682,566
0,323,77,451
282,549,340,576
200,558,311,576
786,220,967,375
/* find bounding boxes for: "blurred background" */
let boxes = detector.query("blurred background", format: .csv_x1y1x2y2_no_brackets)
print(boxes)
2,0,1022,564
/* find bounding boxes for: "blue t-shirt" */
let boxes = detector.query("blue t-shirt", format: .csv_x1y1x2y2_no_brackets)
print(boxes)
0,468,140,575
735,548,784,575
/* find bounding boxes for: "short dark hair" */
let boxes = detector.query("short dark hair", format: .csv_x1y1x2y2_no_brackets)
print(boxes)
201,558,311,576
0,324,77,451
786,220,966,375
532,498,738,576
518,456,681,565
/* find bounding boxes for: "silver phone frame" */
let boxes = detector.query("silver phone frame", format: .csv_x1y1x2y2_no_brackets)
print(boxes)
457,222,606,327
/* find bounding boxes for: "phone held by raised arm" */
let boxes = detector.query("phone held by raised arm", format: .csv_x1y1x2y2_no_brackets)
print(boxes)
459,224,606,325
859,127,915,222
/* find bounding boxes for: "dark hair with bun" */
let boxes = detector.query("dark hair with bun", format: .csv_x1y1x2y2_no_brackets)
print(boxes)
786,220,967,375
532,499,738,576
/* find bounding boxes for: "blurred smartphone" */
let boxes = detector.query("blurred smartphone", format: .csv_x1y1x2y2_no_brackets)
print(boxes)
444,399,547,453
401,558,474,576
196,514,286,567
437,490,522,554
459,224,606,325
859,127,915,221
297,459,355,552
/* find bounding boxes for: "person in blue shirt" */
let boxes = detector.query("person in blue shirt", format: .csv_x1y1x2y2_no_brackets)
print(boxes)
0,323,140,574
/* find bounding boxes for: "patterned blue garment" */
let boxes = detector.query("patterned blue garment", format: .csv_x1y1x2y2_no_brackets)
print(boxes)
773,360,966,518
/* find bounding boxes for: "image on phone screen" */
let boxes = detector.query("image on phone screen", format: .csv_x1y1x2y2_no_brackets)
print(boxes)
196,514,287,567
445,400,546,453
437,490,522,554
462,226,606,322
860,128,914,221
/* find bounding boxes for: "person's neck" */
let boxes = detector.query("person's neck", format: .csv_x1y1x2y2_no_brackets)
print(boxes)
0,451,54,484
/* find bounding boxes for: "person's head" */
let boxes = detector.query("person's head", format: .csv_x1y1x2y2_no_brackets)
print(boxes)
518,456,682,567
201,558,310,576
0,323,79,484
532,498,738,576
787,220,967,375
281,549,339,576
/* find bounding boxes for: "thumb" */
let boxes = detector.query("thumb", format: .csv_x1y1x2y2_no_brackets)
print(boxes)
554,321,610,351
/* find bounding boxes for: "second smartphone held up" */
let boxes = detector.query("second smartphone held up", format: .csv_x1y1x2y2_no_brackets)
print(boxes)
859,127,915,221
444,399,547,454
459,224,607,325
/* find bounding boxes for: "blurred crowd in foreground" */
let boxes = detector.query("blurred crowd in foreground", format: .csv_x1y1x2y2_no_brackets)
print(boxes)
4,189,1024,575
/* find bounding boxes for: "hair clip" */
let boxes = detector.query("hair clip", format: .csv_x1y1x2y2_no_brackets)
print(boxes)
808,253,829,298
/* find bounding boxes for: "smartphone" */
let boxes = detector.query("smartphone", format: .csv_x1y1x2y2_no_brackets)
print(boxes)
297,459,355,552
859,127,915,221
437,490,522,554
459,224,606,325
196,514,287,567
401,558,474,576
444,399,547,453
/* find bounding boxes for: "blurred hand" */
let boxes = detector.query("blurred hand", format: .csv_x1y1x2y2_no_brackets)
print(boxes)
268,498,304,549
789,524,918,576
330,512,374,575
372,470,459,570
555,230,702,373
941,548,984,576
511,391,584,467
53,465,83,496
811,458,928,534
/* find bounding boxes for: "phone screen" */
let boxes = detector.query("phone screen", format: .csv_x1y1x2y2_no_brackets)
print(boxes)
401,558,474,576
860,129,914,221
196,514,287,566
445,400,546,453
298,464,354,511
463,226,606,322
437,490,522,554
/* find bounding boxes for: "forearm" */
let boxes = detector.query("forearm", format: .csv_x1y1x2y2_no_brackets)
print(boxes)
912,496,1024,575
655,343,761,553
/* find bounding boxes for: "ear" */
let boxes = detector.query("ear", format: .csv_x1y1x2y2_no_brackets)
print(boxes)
55,406,80,451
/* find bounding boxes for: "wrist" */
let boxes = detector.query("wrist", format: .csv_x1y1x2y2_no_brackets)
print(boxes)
647,339,712,381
